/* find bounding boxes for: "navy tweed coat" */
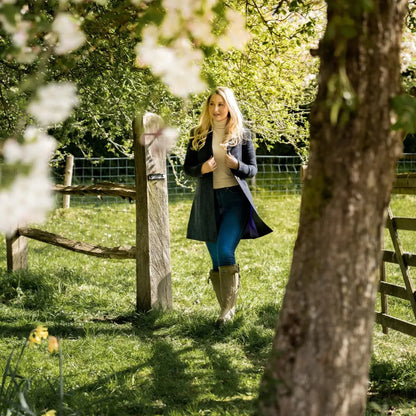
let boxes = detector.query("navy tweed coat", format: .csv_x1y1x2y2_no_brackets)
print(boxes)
183,128,273,242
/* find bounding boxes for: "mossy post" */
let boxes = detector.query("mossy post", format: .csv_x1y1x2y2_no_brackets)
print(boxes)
133,113,173,312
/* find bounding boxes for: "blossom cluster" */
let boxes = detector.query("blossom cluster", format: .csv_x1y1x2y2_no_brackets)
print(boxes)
0,127,56,235
0,1,83,234
28,83,79,127
401,29,416,72
0,81,78,235
0,8,85,63
135,0,252,97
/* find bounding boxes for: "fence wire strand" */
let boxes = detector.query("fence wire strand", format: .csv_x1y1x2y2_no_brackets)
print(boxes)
51,154,416,206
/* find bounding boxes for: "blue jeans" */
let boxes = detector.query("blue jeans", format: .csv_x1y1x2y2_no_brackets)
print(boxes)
206,186,250,270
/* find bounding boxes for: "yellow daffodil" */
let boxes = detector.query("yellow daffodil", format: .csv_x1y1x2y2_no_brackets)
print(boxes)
48,335,59,354
35,325,49,340
41,410,56,416
28,325,48,347
28,331,41,347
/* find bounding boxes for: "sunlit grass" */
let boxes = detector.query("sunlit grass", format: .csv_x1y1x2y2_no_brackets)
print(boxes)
1,194,416,415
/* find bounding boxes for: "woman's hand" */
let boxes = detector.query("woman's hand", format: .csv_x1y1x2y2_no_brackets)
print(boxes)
201,156,217,174
224,153,239,170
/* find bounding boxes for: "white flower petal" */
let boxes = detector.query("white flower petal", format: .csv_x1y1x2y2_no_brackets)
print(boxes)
52,13,85,55
28,83,78,126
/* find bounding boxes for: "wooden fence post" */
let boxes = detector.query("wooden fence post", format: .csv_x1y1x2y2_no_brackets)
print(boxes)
62,154,74,209
133,113,172,311
6,230,28,272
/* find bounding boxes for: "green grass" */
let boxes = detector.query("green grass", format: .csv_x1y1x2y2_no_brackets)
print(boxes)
1,194,416,415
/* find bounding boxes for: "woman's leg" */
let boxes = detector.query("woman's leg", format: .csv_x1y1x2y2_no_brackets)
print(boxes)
206,203,245,270
215,187,249,266
206,241,219,271
207,187,249,324
206,188,248,269
215,203,247,266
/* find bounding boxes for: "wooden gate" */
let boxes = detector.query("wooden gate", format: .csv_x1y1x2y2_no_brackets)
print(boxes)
6,113,172,312
376,173,416,336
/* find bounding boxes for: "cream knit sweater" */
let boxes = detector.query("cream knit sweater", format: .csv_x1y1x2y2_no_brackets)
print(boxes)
212,120,238,189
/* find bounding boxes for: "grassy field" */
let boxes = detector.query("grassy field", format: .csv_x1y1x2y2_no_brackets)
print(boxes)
1,194,416,415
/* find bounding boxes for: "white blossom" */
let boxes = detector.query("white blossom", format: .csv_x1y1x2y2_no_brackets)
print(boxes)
135,1,251,97
160,127,179,150
217,9,252,50
136,28,205,97
187,15,216,45
159,10,182,39
303,73,316,87
4,127,56,166
52,13,85,55
0,174,55,235
401,30,416,72
160,0,216,44
0,15,14,33
163,0,198,20
12,20,31,47
141,112,179,152
28,82,79,126
0,128,56,235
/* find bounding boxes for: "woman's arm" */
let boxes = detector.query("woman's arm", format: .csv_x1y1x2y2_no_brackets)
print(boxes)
232,130,257,178
183,139,205,178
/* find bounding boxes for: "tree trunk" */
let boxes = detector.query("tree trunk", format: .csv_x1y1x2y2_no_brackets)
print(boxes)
259,1,408,415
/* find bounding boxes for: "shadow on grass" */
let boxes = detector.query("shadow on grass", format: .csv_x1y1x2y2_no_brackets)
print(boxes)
0,268,56,310
55,335,258,416
366,355,416,414
0,268,280,416
60,340,198,415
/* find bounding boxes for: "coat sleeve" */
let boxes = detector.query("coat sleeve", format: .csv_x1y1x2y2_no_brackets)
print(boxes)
183,138,204,178
232,130,257,179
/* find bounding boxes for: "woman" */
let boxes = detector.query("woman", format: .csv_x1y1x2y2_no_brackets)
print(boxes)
184,86,272,325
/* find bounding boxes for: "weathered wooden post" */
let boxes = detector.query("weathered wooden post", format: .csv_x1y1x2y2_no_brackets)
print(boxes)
62,154,74,209
6,230,28,272
300,164,308,183
133,113,172,311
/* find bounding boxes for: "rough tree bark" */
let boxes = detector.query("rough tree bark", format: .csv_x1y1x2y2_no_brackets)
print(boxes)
259,1,408,415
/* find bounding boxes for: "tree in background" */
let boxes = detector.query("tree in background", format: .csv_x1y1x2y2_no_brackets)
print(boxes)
0,0,255,233
204,0,324,158
0,0,325,158
258,1,411,415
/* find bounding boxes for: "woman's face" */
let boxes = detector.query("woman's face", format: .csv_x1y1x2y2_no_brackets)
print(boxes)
208,94,229,122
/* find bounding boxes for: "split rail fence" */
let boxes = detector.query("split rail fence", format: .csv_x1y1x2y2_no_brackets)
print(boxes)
377,173,416,336
6,113,172,312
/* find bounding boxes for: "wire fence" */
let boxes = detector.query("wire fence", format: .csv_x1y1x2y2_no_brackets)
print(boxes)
51,154,416,206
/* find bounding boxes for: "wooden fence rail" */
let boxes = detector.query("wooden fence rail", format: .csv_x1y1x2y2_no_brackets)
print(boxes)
5,113,172,312
17,227,136,259
54,182,136,200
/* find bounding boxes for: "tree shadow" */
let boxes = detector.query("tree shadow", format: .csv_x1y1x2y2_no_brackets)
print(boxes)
0,268,55,311
0,274,281,416
255,302,280,330
367,354,416,414
56,336,257,415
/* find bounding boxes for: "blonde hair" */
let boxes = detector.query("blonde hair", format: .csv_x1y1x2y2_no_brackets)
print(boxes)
191,86,245,151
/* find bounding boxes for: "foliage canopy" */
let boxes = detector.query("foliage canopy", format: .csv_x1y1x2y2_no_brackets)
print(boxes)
0,0,325,159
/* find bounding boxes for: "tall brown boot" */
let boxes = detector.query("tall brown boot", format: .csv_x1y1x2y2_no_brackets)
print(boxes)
217,264,240,325
208,269,222,310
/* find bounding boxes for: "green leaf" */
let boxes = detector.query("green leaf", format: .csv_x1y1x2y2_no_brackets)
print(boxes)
391,94,416,133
